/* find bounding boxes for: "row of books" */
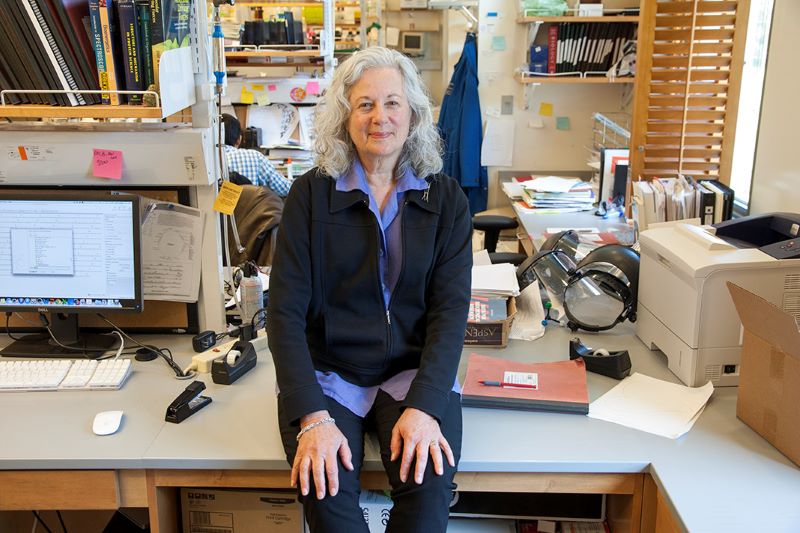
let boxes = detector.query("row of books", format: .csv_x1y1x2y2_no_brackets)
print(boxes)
0,0,190,107
241,17,306,46
632,176,735,230
538,22,637,75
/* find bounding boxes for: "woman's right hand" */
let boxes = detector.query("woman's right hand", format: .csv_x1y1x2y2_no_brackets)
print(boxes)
292,410,354,499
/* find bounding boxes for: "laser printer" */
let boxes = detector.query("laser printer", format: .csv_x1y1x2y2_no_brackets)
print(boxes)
636,213,800,386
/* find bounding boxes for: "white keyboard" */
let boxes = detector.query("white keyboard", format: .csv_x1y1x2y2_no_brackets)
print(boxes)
0,359,132,392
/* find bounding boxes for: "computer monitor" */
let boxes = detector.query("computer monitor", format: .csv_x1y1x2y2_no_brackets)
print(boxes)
400,32,425,57
0,193,143,357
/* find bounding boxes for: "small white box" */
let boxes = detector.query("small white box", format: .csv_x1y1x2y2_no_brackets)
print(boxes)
577,2,604,16
181,489,304,533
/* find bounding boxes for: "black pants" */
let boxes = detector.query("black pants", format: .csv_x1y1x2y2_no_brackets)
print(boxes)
278,390,462,533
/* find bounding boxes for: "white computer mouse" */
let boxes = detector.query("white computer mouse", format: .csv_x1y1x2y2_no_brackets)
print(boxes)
92,410,124,436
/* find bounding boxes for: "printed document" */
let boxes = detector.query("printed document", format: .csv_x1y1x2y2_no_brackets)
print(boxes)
141,202,204,302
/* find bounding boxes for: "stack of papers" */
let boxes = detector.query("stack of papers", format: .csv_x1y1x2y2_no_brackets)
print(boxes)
588,373,714,439
519,176,596,213
471,263,520,298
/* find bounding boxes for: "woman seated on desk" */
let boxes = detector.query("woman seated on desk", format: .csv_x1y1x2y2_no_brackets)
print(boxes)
267,47,472,533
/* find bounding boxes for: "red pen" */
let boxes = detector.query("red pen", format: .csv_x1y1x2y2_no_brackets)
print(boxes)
479,380,536,389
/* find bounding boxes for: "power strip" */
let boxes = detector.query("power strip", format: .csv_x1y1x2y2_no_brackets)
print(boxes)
187,330,269,374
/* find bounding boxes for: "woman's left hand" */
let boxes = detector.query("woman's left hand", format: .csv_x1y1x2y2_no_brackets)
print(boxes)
390,407,455,484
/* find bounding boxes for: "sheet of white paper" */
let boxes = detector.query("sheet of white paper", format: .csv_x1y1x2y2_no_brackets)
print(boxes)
297,106,317,149
247,104,300,147
471,263,520,297
509,281,545,341
472,249,492,266
588,373,715,439
141,203,204,302
481,118,514,167
386,26,400,46
523,175,582,193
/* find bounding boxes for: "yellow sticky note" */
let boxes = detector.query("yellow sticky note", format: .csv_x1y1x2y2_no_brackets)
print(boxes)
257,93,271,106
240,87,254,104
252,84,265,91
539,102,553,117
213,181,244,215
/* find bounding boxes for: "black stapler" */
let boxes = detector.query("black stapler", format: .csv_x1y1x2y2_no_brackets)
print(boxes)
211,340,257,385
165,381,212,423
569,338,632,380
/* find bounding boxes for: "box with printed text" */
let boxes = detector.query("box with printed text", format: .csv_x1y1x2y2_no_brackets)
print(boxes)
180,488,304,533
464,297,516,348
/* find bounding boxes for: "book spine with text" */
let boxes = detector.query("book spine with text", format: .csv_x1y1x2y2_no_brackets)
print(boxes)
135,0,154,89
117,0,143,104
88,0,111,104
98,0,122,104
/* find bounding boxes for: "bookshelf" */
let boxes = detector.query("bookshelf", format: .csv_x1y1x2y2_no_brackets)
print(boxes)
516,12,640,84
0,1,226,332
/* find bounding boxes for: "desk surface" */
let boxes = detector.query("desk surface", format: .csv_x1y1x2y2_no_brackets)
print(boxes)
1,327,799,532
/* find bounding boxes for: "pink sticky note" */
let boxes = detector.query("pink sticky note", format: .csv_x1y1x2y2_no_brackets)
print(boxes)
268,84,277,91
93,148,123,180
306,81,320,95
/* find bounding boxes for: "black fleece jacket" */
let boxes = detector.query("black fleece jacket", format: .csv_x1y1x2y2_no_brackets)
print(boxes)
267,168,473,425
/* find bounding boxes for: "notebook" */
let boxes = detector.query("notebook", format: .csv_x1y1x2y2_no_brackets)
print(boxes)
462,353,589,414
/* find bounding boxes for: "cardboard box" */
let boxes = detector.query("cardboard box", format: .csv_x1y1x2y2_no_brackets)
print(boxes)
464,297,516,348
727,282,800,467
180,488,304,533
359,490,393,533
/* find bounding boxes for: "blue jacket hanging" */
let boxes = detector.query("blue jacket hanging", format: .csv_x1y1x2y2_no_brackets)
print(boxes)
438,32,488,214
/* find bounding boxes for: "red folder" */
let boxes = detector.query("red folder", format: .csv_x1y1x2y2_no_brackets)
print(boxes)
462,353,589,414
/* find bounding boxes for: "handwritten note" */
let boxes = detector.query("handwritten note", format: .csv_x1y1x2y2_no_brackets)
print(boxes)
252,84,265,91
268,84,277,91
213,181,243,215
240,87,254,104
539,102,553,117
257,93,271,106
92,149,123,180
306,81,320,95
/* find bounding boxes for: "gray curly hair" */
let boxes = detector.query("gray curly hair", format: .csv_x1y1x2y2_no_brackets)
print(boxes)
313,47,443,179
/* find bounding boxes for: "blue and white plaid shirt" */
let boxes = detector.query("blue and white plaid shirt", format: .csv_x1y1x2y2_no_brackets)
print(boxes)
223,144,294,197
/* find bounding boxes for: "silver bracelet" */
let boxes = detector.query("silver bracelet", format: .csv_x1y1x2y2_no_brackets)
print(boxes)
296,417,335,441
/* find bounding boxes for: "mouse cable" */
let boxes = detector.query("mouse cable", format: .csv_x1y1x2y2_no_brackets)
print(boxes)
96,314,196,380
31,511,54,533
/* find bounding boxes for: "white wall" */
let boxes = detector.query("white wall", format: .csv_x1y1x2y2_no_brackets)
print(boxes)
749,0,800,214
476,0,637,208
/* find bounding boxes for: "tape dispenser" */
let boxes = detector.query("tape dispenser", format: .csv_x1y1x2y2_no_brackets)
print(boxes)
212,340,257,385
569,337,631,380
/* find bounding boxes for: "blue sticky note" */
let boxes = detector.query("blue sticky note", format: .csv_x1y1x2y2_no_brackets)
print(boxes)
556,116,571,131
491,36,506,51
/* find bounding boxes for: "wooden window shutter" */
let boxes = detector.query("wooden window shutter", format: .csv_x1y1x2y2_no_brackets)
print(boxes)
630,0,751,185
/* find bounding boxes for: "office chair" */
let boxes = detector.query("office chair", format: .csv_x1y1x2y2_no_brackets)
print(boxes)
472,214,528,266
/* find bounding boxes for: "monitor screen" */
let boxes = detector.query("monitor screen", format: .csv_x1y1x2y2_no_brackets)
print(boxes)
401,32,424,55
0,193,142,357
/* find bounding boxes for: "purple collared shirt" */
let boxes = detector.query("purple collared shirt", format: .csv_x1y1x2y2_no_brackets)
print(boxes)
312,162,459,418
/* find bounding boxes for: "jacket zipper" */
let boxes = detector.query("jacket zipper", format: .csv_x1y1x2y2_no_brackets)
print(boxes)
385,199,408,360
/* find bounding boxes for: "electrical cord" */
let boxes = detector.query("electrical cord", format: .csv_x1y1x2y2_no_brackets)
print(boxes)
36,314,107,359
251,307,267,331
96,314,196,380
5,312,26,341
56,510,68,533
